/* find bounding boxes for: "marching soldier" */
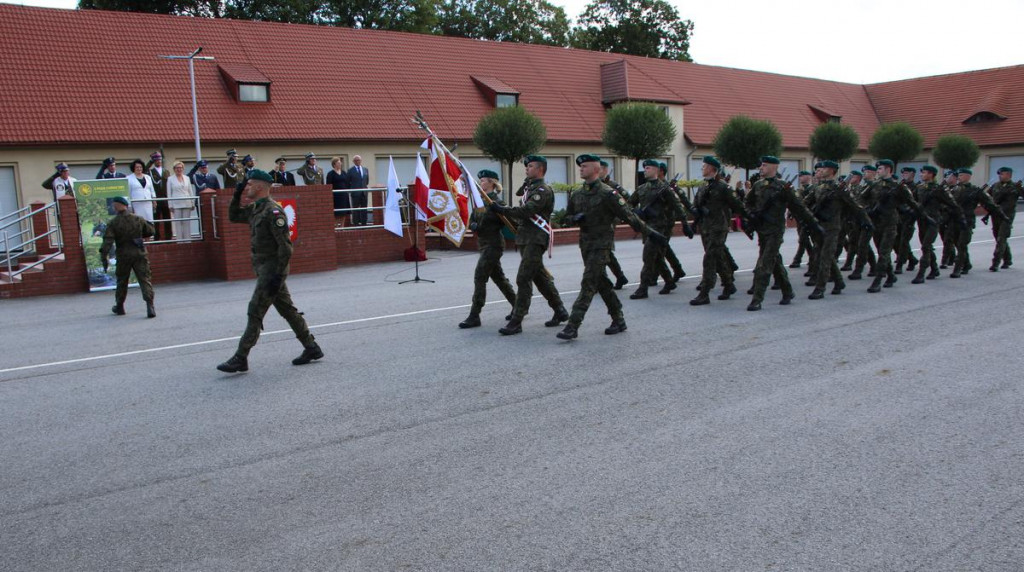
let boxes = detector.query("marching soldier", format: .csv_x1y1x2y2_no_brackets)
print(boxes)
458,169,517,328
839,170,864,271
948,168,1007,278
789,170,815,268
599,159,630,289
744,156,822,311
939,169,960,269
557,155,665,340
894,166,920,274
217,149,243,189
690,156,750,305
488,155,568,335
296,152,324,185
217,169,323,373
912,165,964,283
859,159,928,292
806,161,872,300
628,159,692,299
988,167,1020,271
658,162,690,284
849,164,879,279
99,196,156,318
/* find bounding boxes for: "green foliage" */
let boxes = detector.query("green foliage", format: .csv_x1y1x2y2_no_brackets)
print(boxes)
932,134,980,170
602,103,676,160
437,0,569,45
223,0,329,23
868,122,924,166
712,115,783,171
808,122,859,162
78,0,221,16
571,0,694,61
326,0,437,32
473,106,547,167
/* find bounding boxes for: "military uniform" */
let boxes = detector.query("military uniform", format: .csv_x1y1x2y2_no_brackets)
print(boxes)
628,177,689,298
296,162,324,185
859,174,924,292
790,182,815,268
99,206,156,316
849,176,879,279
807,177,870,298
840,180,863,271
601,175,630,288
459,190,517,328
894,172,921,274
949,180,1007,278
913,176,962,282
147,156,171,240
217,156,243,189
988,179,1020,270
691,174,749,303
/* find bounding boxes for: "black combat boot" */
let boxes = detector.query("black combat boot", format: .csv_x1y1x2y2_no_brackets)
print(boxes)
804,279,815,287
907,258,918,272
293,343,324,365
927,269,940,279
604,319,627,335
867,275,884,293
848,268,863,280
545,306,569,327
779,293,794,305
629,287,649,299
499,317,523,335
808,288,825,300
746,300,762,311
771,282,781,290
883,274,896,288
990,260,999,272
672,269,686,282
746,286,754,295
717,283,737,300
789,260,801,269
112,304,126,315
614,275,629,290
217,354,249,373
949,268,961,278
658,281,676,295
690,290,711,306
556,324,578,340
458,313,482,328
831,282,844,295
894,262,903,275
146,301,156,318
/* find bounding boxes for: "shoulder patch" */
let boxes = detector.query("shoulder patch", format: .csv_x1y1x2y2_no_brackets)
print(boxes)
618,197,626,205
275,217,286,227
531,193,541,202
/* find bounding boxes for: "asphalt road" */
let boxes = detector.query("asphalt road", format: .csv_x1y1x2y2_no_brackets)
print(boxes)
2,226,1022,571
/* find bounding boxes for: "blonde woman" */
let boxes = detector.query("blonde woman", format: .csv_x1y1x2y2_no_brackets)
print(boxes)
167,161,196,239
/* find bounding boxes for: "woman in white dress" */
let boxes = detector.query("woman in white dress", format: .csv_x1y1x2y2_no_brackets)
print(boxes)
167,161,196,239
127,159,156,223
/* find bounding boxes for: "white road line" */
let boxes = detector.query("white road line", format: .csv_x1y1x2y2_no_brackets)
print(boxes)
2,234,1019,375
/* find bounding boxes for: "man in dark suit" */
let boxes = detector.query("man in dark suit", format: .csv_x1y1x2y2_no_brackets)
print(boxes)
272,157,296,186
97,157,126,179
189,160,221,191
347,154,370,225
146,151,171,239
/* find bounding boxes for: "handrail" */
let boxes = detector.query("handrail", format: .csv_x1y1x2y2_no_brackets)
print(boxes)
0,201,57,235
0,204,33,227
1,202,62,282
6,250,64,279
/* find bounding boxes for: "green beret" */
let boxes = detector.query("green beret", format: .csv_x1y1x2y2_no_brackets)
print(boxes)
703,156,722,170
997,166,1013,174
575,154,601,166
477,169,499,180
848,170,863,177
111,196,129,207
524,155,547,166
248,169,274,183
900,166,916,174
658,161,668,173
599,159,609,168
760,155,780,165
957,167,973,175
798,170,812,176
944,169,956,178
875,159,895,169
813,162,823,170
820,160,839,171
861,164,877,172
641,159,660,168
920,165,938,175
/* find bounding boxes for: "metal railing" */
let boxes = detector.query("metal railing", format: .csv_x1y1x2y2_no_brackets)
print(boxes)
332,187,414,230
1,201,63,280
129,196,204,244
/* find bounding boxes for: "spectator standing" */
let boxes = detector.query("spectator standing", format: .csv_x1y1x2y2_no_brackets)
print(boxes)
272,157,296,186
189,160,221,191
326,156,350,226
217,149,242,189
167,161,196,240
127,159,156,223
347,154,370,225
97,157,126,179
147,151,171,239
52,163,76,199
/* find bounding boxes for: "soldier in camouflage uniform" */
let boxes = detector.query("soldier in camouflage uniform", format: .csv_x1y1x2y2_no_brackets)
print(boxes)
839,170,864,271
806,161,872,300
894,166,921,275
458,170,517,328
658,162,689,284
859,160,929,292
599,160,630,289
948,168,1008,279
100,196,156,318
849,165,879,280
789,170,815,269
628,160,693,299
556,155,665,340
489,155,568,335
988,167,1020,271
912,165,964,283
690,156,750,305
939,169,960,268
744,156,822,311
217,170,323,373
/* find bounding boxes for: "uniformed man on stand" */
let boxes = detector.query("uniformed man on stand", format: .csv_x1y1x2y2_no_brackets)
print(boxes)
97,157,126,179
488,155,568,335
188,160,221,191
296,152,324,185
458,169,517,328
789,170,815,268
217,149,243,189
51,163,76,200
146,151,171,240
99,196,156,318
217,169,323,373
272,157,297,186
628,159,692,299
690,156,750,305
599,159,630,289
987,166,1019,271
556,155,665,340
912,165,963,283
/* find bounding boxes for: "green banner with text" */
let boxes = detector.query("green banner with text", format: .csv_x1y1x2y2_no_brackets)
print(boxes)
72,178,135,292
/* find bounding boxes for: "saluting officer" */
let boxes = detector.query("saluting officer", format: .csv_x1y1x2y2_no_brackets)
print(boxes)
296,152,324,185
272,157,297,186
217,149,243,189
189,160,221,191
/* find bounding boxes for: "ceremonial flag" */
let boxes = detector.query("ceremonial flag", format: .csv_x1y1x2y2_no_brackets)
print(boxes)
423,137,470,246
383,156,404,237
413,153,430,222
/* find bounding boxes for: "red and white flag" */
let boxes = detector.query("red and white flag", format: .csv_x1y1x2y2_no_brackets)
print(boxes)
412,153,430,222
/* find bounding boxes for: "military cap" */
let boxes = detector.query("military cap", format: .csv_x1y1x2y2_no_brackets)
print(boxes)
658,161,668,173
150,152,162,160
920,165,938,175
848,170,863,177
641,159,660,168
901,166,917,174
576,154,602,166
820,160,840,171
304,152,316,160
798,170,812,176
477,169,499,180
226,149,237,157
524,154,547,166
248,169,274,183
56,163,69,172
943,169,956,178
102,157,116,166
875,159,895,169
760,155,780,165
813,162,823,170
862,164,877,172
111,196,130,206
196,160,208,167
599,159,609,168
275,156,287,164
957,167,973,175
242,154,254,163
703,156,722,170
996,166,1013,174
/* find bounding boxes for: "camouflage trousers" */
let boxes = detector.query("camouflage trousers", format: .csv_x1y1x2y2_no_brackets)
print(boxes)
470,245,516,316
792,224,813,265
512,243,563,320
916,222,940,277
750,231,793,303
640,237,671,287
952,225,975,273
895,216,918,266
852,225,878,273
664,244,684,277
811,224,845,290
698,229,734,292
606,251,626,281
872,224,899,279
568,248,622,327
236,271,314,358
114,252,154,305
992,217,1014,266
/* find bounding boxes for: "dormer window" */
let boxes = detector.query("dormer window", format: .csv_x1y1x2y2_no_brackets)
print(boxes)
495,93,518,107
239,83,269,102
219,63,272,103
472,76,520,108
963,111,1006,124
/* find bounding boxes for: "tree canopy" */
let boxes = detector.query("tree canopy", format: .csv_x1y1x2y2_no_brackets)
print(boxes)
868,122,924,166
473,106,547,193
808,122,859,163
712,116,783,172
931,134,980,170
571,0,694,61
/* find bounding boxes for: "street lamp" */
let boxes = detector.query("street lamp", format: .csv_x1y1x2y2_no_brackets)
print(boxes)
159,47,215,161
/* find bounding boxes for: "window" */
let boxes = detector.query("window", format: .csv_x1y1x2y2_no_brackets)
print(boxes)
459,157,502,183
989,155,1024,181
239,84,269,102
544,157,570,210
963,111,1005,124
495,94,518,108
0,167,18,231
827,116,841,123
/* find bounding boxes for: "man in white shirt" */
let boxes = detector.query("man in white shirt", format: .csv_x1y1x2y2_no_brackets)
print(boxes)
52,163,76,200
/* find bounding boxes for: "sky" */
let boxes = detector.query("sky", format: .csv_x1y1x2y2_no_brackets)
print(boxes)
3,0,1021,84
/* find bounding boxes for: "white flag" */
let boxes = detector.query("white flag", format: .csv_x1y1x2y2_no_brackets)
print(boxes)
383,156,404,237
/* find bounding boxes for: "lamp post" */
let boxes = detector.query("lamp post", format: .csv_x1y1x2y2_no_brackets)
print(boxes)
159,47,214,161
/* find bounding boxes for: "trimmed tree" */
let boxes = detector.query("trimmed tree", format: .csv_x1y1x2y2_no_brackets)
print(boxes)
473,106,547,203
712,115,783,179
602,102,677,188
867,122,924,168
932,134,980,171
809,122,859,163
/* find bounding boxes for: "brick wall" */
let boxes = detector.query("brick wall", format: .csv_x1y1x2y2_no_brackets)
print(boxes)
0,196,88,298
